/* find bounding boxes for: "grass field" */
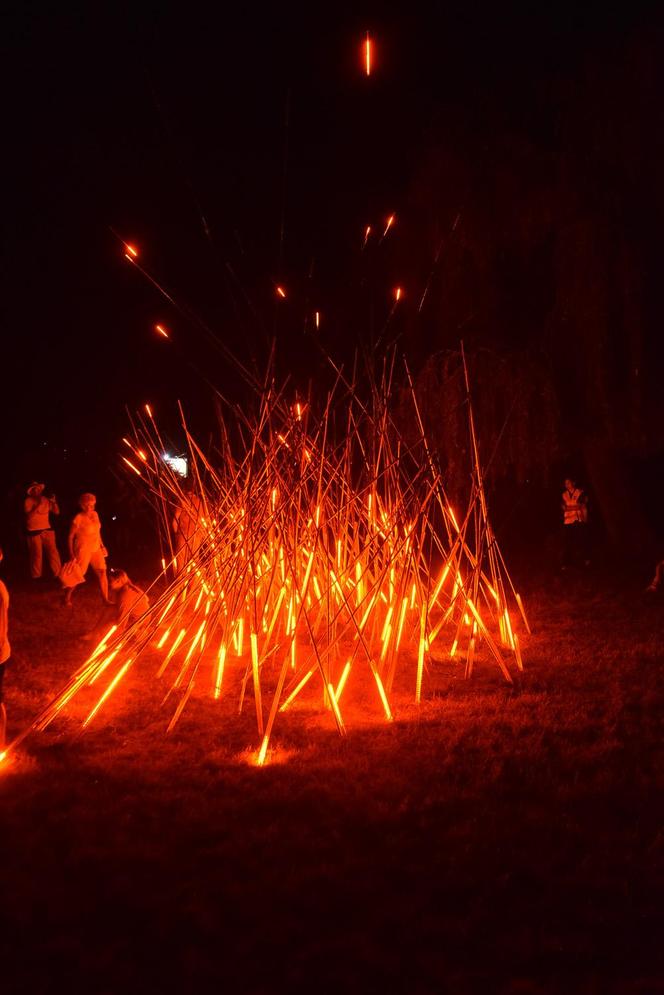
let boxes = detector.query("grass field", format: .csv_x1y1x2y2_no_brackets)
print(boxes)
1,569,662,994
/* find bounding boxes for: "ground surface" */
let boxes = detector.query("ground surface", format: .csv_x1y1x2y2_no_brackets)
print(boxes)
1,569,662,994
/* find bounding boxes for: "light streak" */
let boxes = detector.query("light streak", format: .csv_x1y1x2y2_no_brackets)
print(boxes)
416,603,427,703
515,593,531,634
372,667,392,721
364,32,372,76
383,214,395,237
326,682,346,734
158,628,186,677
155,324,169,338
256,734,270,766
335,660,352,699
250,632,263,734
276,285,286,298
83,660,133,727
122,456,141,477
279,668,315,711
394,286,402,302
214,644,227,699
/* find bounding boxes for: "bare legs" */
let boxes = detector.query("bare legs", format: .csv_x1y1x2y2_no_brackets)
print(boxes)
62,569,109,606
95,567,111,605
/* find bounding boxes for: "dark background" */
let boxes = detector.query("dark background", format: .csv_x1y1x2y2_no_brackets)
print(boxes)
2,1,664,565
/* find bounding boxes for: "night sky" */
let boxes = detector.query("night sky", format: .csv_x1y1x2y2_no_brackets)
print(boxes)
2,2,661,496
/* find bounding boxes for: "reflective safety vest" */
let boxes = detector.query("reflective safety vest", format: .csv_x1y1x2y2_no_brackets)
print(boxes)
562,487,588,525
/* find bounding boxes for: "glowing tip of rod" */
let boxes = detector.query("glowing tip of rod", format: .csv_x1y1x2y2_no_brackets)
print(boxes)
394,287,402,302
145,403,153,418
0,751,7,765
124,244,138,259
256,736,270,766
365,32,372,76
276,286,286,299
155,324,169,338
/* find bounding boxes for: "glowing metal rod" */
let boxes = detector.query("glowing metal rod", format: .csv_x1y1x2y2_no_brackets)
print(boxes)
279,667,315,711
83,660,133,727
214,644,227,699
326,682,346,734
250,632,263,735
122,456,141,477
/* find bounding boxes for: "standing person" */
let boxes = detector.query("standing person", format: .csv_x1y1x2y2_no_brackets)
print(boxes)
172,485,204,572
561,476,590,568
63,493,111,606
23,482,61,579
0,547,10,750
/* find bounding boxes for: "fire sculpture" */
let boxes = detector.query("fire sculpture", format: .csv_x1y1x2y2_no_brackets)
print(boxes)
6,348,529,766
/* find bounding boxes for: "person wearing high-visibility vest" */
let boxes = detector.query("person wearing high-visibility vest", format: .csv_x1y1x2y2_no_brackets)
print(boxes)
561,477,589,567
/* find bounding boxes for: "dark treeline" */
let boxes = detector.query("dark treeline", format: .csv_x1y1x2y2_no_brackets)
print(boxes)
392,21,664,553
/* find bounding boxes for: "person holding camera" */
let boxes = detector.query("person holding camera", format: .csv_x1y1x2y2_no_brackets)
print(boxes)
23,481,62,580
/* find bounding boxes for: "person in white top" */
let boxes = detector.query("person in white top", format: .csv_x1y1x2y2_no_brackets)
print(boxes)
0,547,10,749
24,481,61,579
64,493,110,606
